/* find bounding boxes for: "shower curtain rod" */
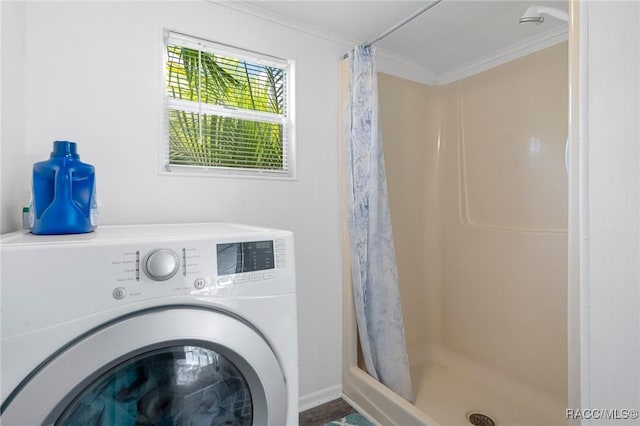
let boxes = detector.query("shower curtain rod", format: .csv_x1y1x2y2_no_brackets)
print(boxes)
343,0,442,59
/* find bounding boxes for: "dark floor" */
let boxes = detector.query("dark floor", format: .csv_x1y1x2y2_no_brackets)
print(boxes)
299,398,357,426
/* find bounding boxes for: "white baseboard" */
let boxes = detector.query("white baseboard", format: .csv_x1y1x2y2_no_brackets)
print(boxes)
298,384,343,412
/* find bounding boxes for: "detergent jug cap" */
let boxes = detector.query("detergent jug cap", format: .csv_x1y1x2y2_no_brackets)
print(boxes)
51,141,79,158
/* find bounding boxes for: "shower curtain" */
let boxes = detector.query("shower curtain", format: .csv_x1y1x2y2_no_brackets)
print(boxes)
343,45,414,403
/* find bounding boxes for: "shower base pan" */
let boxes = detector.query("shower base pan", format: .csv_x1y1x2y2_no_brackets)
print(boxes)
344,347,566,426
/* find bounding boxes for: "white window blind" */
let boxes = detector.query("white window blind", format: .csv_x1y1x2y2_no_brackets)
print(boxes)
164,31,294,178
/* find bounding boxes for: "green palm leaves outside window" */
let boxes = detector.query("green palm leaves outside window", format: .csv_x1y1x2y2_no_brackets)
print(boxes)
166,42,287,171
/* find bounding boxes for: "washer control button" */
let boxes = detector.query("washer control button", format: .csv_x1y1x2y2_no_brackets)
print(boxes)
263,272,276,280
194,278,206,289
235,275,249,284
250,273,262,282
112,287,127,300
217,277,233,287
143,249,180,281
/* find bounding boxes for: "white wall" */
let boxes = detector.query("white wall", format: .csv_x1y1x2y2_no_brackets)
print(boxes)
1,1,27,233
578,0,640,421
1,0,349,408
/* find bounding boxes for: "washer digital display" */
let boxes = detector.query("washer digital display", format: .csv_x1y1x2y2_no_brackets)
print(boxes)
217,240,275,276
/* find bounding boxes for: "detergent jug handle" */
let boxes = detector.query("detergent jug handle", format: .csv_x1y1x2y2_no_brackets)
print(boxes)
54,163,74,203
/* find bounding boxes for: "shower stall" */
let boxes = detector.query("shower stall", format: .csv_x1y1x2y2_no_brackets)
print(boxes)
341,15,569,426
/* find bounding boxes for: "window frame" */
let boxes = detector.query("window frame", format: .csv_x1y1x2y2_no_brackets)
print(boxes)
160,30,297,180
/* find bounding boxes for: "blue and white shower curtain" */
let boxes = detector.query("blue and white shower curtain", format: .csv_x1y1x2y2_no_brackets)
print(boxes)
343,45,414,403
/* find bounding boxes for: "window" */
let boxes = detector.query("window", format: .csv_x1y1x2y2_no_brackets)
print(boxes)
164,31,295,178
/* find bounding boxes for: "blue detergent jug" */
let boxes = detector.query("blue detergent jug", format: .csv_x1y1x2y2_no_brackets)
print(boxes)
31,141,98,235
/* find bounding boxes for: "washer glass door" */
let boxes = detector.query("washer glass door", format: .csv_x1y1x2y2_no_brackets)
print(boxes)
57,345,251,426
1,308,286,426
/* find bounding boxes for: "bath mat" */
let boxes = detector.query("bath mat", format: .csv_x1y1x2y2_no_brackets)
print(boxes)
324,412,374,426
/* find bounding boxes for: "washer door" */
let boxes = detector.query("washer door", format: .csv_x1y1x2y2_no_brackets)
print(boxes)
2,307,286,426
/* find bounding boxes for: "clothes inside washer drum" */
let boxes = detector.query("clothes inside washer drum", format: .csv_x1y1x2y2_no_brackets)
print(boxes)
56,346,252,426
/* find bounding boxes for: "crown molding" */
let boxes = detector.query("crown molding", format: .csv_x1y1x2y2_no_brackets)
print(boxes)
376,49,439,85
210,1,361,48
209,1,567,86
436,25,568,85
208,0,437,84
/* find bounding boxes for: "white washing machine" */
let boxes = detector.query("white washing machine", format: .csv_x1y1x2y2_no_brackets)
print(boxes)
0,223,298,426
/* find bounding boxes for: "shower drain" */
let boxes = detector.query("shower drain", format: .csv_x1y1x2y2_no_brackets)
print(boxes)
468,412,496,426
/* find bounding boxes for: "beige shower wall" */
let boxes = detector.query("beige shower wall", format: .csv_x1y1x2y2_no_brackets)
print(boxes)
378,74,445,365
380,42,568,401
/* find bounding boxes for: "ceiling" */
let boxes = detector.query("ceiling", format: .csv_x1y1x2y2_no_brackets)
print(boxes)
236,0,569,83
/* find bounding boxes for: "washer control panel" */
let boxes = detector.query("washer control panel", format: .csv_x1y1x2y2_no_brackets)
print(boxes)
103,234,294,307
1,224,295,336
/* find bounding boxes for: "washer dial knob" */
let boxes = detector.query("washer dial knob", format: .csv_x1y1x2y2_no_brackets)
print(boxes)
143,249,180,281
